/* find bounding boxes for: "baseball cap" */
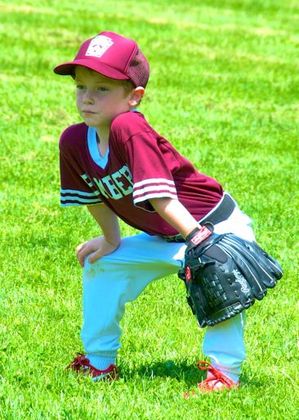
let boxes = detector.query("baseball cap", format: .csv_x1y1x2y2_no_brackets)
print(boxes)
54,31,150,88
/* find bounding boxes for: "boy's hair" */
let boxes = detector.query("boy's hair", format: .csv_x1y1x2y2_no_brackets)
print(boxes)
121,80,137,96
54,31,150,88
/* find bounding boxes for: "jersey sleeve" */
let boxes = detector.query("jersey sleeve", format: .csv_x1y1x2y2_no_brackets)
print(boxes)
123,130,178,211
59,149,102,207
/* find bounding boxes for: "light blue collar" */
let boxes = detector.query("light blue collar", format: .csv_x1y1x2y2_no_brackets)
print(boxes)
87,126,109,169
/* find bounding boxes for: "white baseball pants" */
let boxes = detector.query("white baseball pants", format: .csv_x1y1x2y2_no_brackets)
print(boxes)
81,198,255,382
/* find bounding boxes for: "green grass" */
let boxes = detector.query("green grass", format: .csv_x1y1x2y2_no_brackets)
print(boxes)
0,0,298,418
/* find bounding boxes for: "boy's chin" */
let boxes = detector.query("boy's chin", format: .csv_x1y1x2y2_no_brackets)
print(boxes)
82,119,98,127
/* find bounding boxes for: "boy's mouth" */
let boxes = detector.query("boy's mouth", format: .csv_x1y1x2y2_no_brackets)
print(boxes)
82,110,97,115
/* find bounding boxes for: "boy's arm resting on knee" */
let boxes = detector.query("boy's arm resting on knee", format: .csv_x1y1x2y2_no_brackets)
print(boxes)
149,197,199,238
87,203,121,245
76,203,121,266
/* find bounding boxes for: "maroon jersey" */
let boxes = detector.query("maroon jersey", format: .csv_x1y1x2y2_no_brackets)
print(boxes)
59,111,223,236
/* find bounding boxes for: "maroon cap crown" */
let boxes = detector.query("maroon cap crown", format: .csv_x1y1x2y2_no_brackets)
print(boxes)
54,31,150,87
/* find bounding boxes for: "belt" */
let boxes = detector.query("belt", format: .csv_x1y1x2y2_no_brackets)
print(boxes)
161,193,236,243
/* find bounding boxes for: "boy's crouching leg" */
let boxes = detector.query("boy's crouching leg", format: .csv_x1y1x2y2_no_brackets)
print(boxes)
80,255,126,372
78,234,180,375
201,313,246,390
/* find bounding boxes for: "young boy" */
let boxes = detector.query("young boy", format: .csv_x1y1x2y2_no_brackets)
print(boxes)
54,31,257,391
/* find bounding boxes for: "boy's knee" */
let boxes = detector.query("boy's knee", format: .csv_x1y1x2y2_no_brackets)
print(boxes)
83,257,109,282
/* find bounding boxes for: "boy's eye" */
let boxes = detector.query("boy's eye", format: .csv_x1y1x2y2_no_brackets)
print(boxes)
75,84,110,92
97,86,109,92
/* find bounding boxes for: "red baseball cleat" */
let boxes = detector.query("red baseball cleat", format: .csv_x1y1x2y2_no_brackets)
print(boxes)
68,353,118,382
196,360,239,392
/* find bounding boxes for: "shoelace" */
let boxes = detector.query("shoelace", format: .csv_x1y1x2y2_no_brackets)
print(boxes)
69,353,90,371
197,360,236,388
183,360,237,398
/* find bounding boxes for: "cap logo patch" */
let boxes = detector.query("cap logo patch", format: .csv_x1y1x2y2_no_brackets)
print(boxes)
85,35,114,58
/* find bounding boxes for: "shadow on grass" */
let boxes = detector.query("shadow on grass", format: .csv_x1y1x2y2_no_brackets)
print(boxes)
122,360,205,387
122,361,264,389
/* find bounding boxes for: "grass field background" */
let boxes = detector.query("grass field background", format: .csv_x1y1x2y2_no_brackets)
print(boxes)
0,0,298,418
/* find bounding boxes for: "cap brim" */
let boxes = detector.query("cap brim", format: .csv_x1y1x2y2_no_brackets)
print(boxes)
53,59,130,81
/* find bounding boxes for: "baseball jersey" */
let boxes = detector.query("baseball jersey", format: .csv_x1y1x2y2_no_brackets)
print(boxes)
59,111,223,236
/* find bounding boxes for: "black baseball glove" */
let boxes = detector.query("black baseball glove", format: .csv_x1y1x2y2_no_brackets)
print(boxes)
178,224,283,327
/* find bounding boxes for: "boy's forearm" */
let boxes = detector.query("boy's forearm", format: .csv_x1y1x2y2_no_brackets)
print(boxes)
149,197,199,239
87,203,121,245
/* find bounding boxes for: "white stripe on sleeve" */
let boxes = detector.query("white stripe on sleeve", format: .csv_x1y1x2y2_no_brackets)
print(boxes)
133,184,177,199
133,178,175,188
134,191,178,205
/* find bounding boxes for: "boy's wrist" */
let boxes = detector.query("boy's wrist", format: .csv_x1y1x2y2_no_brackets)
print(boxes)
185,224,213,249
104,235,121,247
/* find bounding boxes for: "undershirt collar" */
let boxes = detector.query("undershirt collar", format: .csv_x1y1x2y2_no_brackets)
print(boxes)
87,126,109,169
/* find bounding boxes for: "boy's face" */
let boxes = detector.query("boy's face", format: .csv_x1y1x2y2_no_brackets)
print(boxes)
74,66,134,130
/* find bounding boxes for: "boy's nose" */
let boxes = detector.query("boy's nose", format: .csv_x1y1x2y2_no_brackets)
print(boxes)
83,90,94,104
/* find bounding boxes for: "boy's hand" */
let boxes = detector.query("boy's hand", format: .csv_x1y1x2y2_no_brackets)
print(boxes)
76,236,120,267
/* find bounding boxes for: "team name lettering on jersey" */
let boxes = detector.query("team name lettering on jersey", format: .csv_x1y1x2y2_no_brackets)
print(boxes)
81,165,133,200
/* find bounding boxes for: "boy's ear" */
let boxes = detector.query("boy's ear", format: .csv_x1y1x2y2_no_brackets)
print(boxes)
128,86,145,107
